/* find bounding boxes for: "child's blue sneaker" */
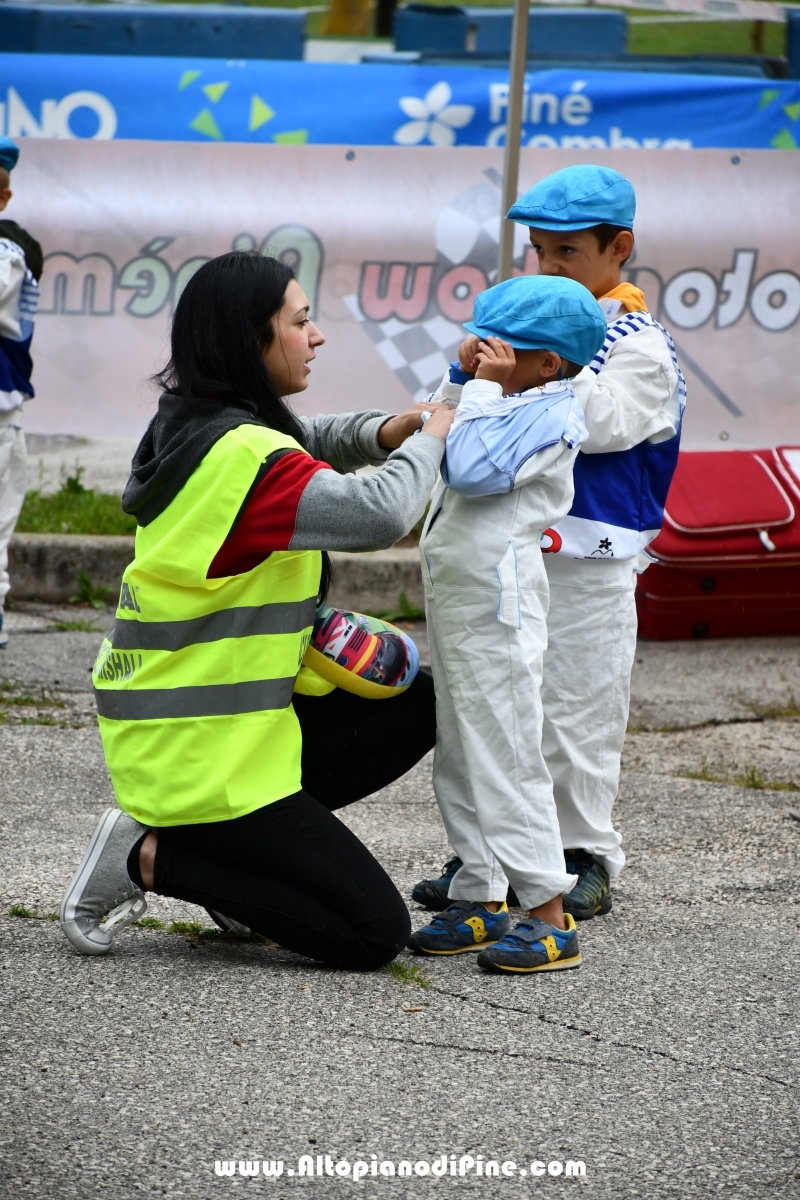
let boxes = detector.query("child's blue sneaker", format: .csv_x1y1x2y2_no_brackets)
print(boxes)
477,913,581,974
408,901,511,955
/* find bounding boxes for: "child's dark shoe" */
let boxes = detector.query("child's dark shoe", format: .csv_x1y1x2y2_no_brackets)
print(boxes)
410,856,463,910
563,848,612,921
411,858,520,911
477,913,581,974
408,901,511,955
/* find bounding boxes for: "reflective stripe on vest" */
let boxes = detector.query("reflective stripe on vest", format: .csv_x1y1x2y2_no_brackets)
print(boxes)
93,424,321,827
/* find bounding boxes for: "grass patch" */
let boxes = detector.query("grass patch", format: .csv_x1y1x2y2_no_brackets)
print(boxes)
683,756,800,793
135,917,166,929
168,920,206,937
17,467,136,537
0,690,65,708
628,16,785,59
384,960,431,989
746,699,800,721
50,618,102,633
8,906,58,920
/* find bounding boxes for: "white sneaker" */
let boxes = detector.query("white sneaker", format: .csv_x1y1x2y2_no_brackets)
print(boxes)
60,808,149,955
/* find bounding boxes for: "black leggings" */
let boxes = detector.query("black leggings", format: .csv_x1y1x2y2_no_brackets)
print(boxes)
150,671,436,971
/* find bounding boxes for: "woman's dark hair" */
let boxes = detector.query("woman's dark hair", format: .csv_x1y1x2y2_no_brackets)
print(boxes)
154,250,308,445
155,250,333,600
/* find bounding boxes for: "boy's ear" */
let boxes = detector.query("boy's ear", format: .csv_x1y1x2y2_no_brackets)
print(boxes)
539,351,562,380
610,230,634,264
0,187,12,212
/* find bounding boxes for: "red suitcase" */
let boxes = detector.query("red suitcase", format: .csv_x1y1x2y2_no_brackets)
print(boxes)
636,447,800,640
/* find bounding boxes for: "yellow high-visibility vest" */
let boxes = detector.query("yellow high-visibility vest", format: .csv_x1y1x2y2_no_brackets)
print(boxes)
93,424,321,826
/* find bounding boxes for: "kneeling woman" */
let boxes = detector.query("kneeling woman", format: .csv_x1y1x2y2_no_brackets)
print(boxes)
60,251,453,970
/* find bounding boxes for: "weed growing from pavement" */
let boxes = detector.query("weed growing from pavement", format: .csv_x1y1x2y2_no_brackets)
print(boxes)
747,697,800,721
70,571,113,610
683,757,799,792
135,917,166,929
168,920,206,937
50,619,101,633
8,906,58,920
384,960,430,988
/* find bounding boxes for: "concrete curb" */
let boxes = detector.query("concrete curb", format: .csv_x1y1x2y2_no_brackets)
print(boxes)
8,534,424,612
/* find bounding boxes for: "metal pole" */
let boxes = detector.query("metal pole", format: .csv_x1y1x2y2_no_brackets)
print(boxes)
497,0,530,281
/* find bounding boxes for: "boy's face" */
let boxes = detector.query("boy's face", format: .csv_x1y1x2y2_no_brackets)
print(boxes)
528,227,634,300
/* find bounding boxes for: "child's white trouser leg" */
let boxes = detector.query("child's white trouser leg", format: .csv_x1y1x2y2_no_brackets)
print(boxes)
541,559,637,878
427,586,576,912
0,423,27,607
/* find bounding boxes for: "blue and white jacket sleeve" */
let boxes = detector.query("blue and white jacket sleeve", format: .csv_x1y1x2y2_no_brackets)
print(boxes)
442,376,588,498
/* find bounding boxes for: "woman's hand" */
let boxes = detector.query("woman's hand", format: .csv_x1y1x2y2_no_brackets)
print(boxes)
378,402,454,449
474,337,516,388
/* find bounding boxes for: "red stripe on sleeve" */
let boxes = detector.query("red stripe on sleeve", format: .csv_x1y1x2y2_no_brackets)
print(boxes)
208,451,330,578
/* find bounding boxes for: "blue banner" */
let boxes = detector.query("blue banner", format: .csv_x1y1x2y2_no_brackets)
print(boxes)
1,52,799,149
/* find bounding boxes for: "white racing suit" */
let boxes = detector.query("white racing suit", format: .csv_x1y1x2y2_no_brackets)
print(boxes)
540,301,685,877
0,235,38,610
420,375,586,909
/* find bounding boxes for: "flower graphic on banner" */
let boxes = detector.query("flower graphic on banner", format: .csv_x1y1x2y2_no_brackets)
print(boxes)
393,82,475,147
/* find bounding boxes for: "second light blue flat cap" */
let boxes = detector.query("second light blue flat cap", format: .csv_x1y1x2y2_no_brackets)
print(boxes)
0,138,20,173
464,274,607,366
508,165,635,231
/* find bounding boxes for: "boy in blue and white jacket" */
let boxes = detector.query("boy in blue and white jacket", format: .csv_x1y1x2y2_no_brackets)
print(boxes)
409,274,608,974
414,165,685,921
0,137,41,648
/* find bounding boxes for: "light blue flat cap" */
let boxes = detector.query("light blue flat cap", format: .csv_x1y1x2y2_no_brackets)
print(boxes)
508,165,635,231
0,138,20,173
464,274,607,365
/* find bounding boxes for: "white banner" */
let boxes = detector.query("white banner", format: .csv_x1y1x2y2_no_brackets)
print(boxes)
12,140,800,449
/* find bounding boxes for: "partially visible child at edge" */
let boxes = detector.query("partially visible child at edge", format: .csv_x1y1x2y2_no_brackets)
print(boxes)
413,165,685,927
0,137,42,648
408,273,607,973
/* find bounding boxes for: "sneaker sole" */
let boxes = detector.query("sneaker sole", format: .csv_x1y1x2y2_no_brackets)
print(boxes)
60,808,146,955
480,952,583,974
410,939,503,956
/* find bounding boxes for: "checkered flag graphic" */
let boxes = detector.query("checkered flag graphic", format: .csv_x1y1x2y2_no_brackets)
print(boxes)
345,174,529,401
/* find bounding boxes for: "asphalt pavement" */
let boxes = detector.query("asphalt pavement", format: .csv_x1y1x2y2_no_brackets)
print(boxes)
1,609,798,1199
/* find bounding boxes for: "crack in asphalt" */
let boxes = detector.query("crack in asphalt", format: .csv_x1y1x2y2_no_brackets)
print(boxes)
429,986,792,1089
344,1026,598,1072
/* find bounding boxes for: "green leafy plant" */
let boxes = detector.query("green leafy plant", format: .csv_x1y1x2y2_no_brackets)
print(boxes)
384,960,430,988
69,571,112,610
135,917,166,929
737,763,765,790
9,904,35,918
370,592,425,623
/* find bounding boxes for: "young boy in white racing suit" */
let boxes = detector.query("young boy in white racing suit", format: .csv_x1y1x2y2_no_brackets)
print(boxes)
0,136,41,649
412,165,685,922
409,274,608,973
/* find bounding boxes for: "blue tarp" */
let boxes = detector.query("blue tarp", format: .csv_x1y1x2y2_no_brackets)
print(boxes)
1,53,798,149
